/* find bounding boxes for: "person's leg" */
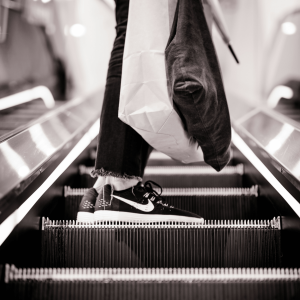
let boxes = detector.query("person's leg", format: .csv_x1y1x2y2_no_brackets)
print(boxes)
78,0,203,223
93,142,152,192
92,0,152,185
77,0,152,222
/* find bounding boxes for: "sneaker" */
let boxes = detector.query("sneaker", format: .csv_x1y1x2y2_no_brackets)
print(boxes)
77,188,98,222
94,181,204,223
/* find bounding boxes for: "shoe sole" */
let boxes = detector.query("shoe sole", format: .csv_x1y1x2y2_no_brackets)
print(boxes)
77,212,94,223
94,211,204,223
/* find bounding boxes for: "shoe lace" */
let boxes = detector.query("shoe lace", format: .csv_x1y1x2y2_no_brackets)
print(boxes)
143,180,172,207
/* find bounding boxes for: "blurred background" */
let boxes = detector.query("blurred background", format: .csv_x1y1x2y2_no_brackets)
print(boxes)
214,0,300,119
0,0,116,100
1,0,299,121
0,0,299,112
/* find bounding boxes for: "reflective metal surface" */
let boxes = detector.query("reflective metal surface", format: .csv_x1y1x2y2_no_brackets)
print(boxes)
0,91,103,200
238,109,300,181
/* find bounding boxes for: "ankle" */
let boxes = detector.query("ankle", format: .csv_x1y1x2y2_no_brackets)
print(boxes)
93,176,106,193
106,176,140,191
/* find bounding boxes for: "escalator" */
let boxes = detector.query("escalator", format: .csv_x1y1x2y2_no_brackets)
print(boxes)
2,1,300,298
1,114,300,299
43,155,280,270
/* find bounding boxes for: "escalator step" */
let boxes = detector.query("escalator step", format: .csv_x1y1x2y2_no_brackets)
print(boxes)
144,165,244,187
89,150,234,167
145,151,209,166
64,186,258,221
5,265,299,300
89,150,211,166
158,186,258,219
78,164,244,188
41,218,281,268
78,165,95,187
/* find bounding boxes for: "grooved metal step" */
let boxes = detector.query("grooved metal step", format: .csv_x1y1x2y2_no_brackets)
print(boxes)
6,265,299,281
146,151,208,166
5,266,299,300
64,186,259,221
89,150,211,166
41,217,281,268
145,165,244,175
143,165,244,187
78,164,244,188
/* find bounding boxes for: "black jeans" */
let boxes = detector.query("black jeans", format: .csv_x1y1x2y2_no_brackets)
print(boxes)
92,0,152,181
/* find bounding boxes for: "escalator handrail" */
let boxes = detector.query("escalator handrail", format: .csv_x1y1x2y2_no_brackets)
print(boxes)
0,85,55,111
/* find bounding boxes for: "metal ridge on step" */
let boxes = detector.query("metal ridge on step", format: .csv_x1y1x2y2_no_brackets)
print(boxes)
42,217,281,229
79,164,244,176
149,151,173,160
154,186,258,196
5,265,299,282
144,164,244,175
91,150,198,161
64,186,258,197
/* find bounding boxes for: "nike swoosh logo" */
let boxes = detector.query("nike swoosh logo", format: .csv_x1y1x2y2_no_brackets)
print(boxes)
112,195,154,212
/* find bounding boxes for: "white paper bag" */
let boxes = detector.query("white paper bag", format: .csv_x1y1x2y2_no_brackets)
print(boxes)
119,0,203,163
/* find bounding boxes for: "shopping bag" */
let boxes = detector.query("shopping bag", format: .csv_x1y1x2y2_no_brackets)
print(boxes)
165,0,231,171
119,0,203,164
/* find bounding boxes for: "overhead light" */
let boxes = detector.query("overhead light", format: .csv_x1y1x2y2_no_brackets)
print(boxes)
281,22,297,35
41,0,52,3
69,24,86,37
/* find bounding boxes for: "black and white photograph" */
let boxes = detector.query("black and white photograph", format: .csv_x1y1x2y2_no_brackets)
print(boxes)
0,0,299,299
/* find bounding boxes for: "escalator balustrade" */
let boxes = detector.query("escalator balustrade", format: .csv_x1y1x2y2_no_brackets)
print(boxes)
0,98,62,140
